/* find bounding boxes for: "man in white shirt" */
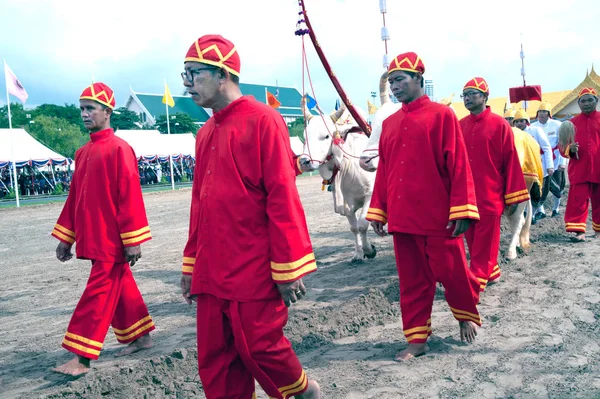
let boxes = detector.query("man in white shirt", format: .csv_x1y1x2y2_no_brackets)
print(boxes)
531,102,567,217
514,109,553,224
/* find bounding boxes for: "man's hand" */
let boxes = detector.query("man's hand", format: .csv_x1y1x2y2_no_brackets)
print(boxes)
570,142,579,159
124,245,141,267
180,275,196,304
558,164,566,170
447,218,471,237
56,242,73,262
277,279,307,307
371,221,388,237
547,168,554,176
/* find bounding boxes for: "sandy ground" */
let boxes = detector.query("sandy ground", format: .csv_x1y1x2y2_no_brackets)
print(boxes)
0,175,598,399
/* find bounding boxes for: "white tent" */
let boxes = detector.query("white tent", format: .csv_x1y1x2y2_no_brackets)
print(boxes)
290,136,304,156
0,128,70,167
115,130,195,160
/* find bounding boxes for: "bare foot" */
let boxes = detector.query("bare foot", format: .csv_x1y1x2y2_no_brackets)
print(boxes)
394,343,428,361
570,233,586,243
460,321,478,343
296,380,321,399
52,356,90,376
594,232,600,239
115,334,153,357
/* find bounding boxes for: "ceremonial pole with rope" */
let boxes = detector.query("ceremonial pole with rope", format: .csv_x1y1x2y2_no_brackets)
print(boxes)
296,0,371,137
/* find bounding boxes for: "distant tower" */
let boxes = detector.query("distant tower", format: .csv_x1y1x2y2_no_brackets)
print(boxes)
425,79,435,100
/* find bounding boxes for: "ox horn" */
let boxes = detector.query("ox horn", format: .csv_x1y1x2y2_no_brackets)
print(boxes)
301,96,313,122
331,101,346,123
379,71,390,105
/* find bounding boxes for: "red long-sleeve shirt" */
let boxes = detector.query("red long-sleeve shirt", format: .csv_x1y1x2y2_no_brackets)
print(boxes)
182,96,316,302
460,107,529,215
366,95,480,236
51,128,151,262
562,110,600,184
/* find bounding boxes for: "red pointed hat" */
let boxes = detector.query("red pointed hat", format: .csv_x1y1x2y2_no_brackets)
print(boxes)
79,82,115,109
578,87,597,98
185,34,241,76
463,77,489,94
388,52,425,75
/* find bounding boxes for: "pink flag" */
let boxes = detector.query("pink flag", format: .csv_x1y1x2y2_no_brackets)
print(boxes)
4,61,28,103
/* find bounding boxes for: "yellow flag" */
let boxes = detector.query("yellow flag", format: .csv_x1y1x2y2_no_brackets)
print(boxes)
367,100,377,115
162,82,175,107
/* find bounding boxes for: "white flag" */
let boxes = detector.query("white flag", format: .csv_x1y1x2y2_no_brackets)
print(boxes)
4,61,28,103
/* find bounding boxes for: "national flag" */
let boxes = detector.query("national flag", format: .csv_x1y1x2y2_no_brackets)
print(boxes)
367,100,377,115
162,81,175,107
267,91,281,109
305,94,317,109
4,61,28,103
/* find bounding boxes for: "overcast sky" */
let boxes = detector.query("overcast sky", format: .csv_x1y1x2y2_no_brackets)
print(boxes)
1,0,598,113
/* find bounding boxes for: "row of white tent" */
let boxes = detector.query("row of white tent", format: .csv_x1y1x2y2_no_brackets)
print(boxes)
0,128,305,169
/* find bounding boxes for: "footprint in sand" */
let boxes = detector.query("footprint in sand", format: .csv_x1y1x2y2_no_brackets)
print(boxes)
571,307,596,323
567,355,588,367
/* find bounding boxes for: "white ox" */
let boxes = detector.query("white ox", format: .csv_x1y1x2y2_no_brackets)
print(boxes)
358,77,534,261
298,101,377,262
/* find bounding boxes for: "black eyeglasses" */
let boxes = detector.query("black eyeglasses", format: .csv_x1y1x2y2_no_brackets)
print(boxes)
181,67,216,83
460,91,482,99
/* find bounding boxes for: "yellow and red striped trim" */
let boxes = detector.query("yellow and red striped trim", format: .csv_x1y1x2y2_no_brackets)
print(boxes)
182,256,195,275
450,306,482,326
113,315,155,343
62,331,103,359
366,207,388,224
51,223,75,244
271,253,317,283
593,222,600,232
566,222,587,233
505,189,530,205
449,204,480,221
489,264,501,281
404,319,432,342
120,226,152,246
279,370,308,398
477,277,488,292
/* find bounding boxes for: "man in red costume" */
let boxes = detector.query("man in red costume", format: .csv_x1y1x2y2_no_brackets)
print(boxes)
51,83,155,376
561,87,600,241
179,35,320,399
366,52,482,361
460,78,529,291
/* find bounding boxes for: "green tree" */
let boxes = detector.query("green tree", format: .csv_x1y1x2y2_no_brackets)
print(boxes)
27,115,87,158
288,117,306,141
155,113,198,134
111,107,141,131
33,103,85,132
0,103,29,128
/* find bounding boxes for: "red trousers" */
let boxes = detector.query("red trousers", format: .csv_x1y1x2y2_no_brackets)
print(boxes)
565,182,600,233
62,261,155,360
393,234,481,344
464,215,502,291
196,294,308,399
